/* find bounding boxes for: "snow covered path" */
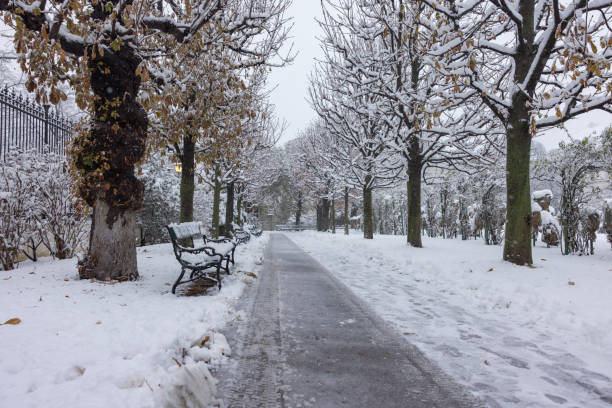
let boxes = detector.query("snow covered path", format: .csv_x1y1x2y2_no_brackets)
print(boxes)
220,233,479,407
286,232,612,408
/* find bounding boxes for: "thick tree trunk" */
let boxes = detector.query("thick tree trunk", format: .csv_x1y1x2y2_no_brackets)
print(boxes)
363,175,374,239
80,199,138,280
406,161,422,247
225,181,235,237
211,167,221,239
180,135,195,223
503,109,533,265
344,187,349,235
74,46,146,281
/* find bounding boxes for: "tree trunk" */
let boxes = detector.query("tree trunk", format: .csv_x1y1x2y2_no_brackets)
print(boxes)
211,166,221,239
295,191,302,228
179,135,195,223
79,199,138,281
406,161,422,247
320,198,330,232
331,199,336,234
225,181,235,237
363,175,374,239
74,46,146,281
236,195,243,227
344,187,349,235
503,109,533,265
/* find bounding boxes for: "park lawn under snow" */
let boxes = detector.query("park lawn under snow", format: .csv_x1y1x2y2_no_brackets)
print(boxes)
0,234,269,408
287,231,612,408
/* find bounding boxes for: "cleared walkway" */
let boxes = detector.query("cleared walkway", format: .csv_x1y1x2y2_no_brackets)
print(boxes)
224,233,480,407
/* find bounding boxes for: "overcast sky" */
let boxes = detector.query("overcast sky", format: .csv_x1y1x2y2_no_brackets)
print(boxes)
268,2,612,149
268,1,324,145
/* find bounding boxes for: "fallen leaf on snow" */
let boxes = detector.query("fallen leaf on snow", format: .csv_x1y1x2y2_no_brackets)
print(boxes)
200,336,210,347
541,258,548,261
245,272,257,279
96,321,102,325
487,268,494,272
568,281,576,286
164,283,171,286
1,318,21,325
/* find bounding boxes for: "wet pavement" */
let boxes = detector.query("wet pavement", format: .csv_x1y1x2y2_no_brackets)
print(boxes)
220,233,481,408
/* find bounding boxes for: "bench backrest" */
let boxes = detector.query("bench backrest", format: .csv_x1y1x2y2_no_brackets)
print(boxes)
167,222,205,242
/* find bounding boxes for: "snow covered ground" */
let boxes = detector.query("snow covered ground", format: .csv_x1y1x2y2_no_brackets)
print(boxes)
0,234,269,408
287,231,612,408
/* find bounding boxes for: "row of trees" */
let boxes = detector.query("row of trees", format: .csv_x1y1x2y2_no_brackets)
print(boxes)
0,0,293,280
299,0,612,265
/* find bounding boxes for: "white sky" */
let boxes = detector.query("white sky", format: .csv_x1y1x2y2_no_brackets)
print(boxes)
268,1,324,146
268,2,612,149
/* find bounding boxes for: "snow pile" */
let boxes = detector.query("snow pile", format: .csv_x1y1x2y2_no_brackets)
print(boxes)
533,189,553,200
0,234,268,408
540,210,560,229
288,231,612,407
531,200,542,212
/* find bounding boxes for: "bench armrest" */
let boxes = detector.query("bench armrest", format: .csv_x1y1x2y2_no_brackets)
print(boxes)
176,244,221,259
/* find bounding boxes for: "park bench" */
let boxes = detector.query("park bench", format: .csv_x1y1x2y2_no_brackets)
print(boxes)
247,225,263,237
233,228,251,245
166,222,237,294
202,234,236,273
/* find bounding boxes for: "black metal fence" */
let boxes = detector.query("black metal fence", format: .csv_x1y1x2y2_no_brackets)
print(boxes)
0,87,73,161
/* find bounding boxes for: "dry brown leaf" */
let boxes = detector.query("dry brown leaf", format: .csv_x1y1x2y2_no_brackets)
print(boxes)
172,357,182,368
246,272,257,279
164,283,171,286
487,268,494,272
96,321,102,325
201,336,210,347
2,318,21,325
568,281,576,286
541,258,548,261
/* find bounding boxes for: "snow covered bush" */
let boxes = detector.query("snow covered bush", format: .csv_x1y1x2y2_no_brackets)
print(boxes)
0,150,88,268
0,159,36,270
533,133,611,255
137,156,180,245
32,154,88,259
605,202,612,249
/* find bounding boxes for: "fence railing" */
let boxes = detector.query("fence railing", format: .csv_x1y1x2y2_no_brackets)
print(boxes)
0,87,73,161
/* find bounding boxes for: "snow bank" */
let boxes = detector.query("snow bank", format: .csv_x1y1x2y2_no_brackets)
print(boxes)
533,189,553,200
540,210,560,229
0,234,269,408
288,231,612,408
531,201,542,212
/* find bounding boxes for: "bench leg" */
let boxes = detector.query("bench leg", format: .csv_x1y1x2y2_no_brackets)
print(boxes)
172,267,186,294
216,263,222,290
231,248,236,265
224,257,231,274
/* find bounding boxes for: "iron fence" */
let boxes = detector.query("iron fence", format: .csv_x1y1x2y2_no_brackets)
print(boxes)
0,87,73,161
